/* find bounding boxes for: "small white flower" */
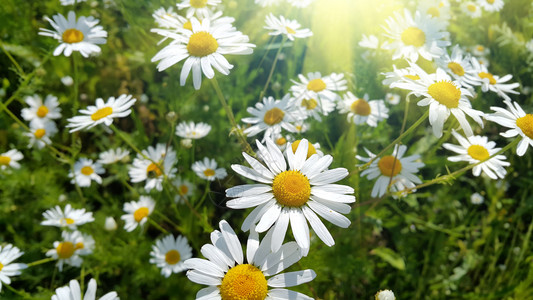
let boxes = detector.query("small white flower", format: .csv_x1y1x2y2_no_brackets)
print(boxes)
359,34,379,49
264,14,312,41
41,204,94,229
465,57,520,101
51,278,118,300
104,217,118,231
290,72,347,104
470,192,484,205
255,0,282,7
176,121,211,139
293,95,335,121
417,0,451,23
21,94,61,124
150,235,192,277
287,0,314,8
121,196,156,232
61,76,74,86
192,157,227,181
24,120,58,149
177,0,221,18
462,2,482,18
385,93,401,105
129,144,177,192
338,92,389,127
0,149,23,171
153,6,180,28
435,45,477,88
0,244,27,292
470,44,490,57
173,177,194,202
477,0,504,12
376,289,396,300
69,158,104,187
382,65,421,87
97,148,130,164
46,231,94,271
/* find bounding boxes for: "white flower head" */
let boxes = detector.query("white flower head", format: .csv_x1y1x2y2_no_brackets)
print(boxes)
177,0,221,18
41,204,95,229
470,192,484,205
173,177,194,202
470,44,490,57
376,289,396,300
97,148,130,164
150,235,192,277
39,11,107,57
338,92,389,127
385,93,401,105
192,157,227,181
382,64,422,87
462,2,482,18
292,94,336,122
51,278,118,300
104,217,118,231
359,34,380,49
121,196,156,232
477,0,504,12
153,6,180,28
61,76,74,86
435,45,476,88
46,230,94,271
0,149,23,171
21,94,61,124
287,0,315,8
24,120,58,149
417,0,451,24
264,14,313,41
465,57,520,101
290,72,347,104
0,244,27,292
69,158,104,187
176,121,211,139
129,144,177,192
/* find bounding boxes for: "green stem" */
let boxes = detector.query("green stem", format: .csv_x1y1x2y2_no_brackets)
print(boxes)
148,217,169,234
195,181,211,209
258,37,286,102
0,42,25,76
110,124,147,159
3,284,30,298
26,257,55,267
72,53,79,114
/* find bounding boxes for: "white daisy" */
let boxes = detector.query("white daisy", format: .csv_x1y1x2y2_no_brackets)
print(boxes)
104,217,117,231
129,144,177,192
60,0,88,5
357,145,425,198
97,148,130,164
150,235,192,278
39,11,107,57
382,9,450,61
46,230,94,271
61,76,74,86
184,220,316,299
294,121,309,133
465,57,520,101
293,95,336,121
470,44,490,57
41,204,95,229
0,149,23,171
177,0,221,18
192,157,227,181
338,92,389,127
443,130,510,179
24,120,58,149
485,100,533,156
470,192,484,205
287,0,315,8
69,158,104,187
376,289,396,300
121,196,156,232
153,7,180,28
417,0,451,23
66,94,136,132
381,65,422,87
359,34,380,49
436,45,476,88
51,278,118,300
152,17,255,90
0,244,27,293
290,72,347,105
173,177,194,202
271,133,294,151
21,94,61,124
226,138,355,254
176,121,211,139
462,2,482,18
385,93,401,105
477,0,504,12
289,139,324,158
264,14,313,41
255,0,282,7
390,64,484,138
242,94,299,141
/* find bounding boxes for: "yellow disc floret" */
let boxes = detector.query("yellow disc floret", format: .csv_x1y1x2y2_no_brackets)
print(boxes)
307,78,327,92
179,185,189,195
291,140,317,159
276,137,287,146
56,242,75,259
187,32,219,57
478,72,497,85
75,242,84,250
134,207,149,222
285,26,296,34
190,0,208,8
263,108,285,126
165,250,181,265
0,156,11,166
203,168,215,177
0,262,3,271
401,27,426,47
272,170,311,207
62,218,75,225
147,162,163,177
220,264,268,300
404,74,420,80
350,98,371,116
91,106,113,121
378,155,402,177
427,7,440,17
62,28,84,44
34,129,46,139
516,114,533,139
448,62,465,76
467,145,490,161
467,4,477,12
183,21,193,31
428,81,461,108
301,98,318,110
81,166,94,176
37,105,49,118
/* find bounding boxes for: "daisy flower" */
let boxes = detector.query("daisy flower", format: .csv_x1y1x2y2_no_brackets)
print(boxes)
385,93,401,105
61,76,74,86
289,139,324,158
376,289,396,300
104,217,117,231
470,192,484,204
382,9,450,61
290,72,347,105
52,278,118,300
152,17,255,90
255,0,282,7
41,204,95,229
150,235,192,277
264,14,313,41
436,45,476,88
39,11,107,57
173,177,194,202
465,57,520,101
46,231,94,271
293,95,336,121
462,2,482,18
338,92,389,127
66,94,136,132
417,0,451,23
69,158,104,187
97,148,130,164
24,120,58,149
121,196,156,232
477,0,504,12
0,149,23,171
184,220,317,299
271,133,294,151
287,0,315,8
470,44,490,57
176,121,211,139
443,130,510,179
390,64,484,138
153,7,180,28
177,0,221,18
192,157,227,181
129,144,177,192
0,244,27,292
359,34,380,49
21,94,62,124
381,65,421,87
242,94,299,141
226,138,355,254
485,100,533,156
294,121,309,133
357,145,425,198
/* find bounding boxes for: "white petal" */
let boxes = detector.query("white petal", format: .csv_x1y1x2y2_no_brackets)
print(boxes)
267,269,317,287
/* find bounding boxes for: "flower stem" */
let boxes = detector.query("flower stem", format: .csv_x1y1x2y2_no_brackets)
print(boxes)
110,124,147,160
27,257,55,267
258,37,286,102
148,217,169,234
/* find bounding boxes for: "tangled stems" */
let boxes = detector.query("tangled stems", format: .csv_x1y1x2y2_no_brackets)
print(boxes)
258,36,287,102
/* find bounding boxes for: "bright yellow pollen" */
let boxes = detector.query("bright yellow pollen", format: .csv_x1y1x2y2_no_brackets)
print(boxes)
276,137,287,146
478,72,497,85
34,128,46,139
81,166,94,175
36,105,49,118
165,250,181,265
179,185,189,195
220,264,268,300
307,78,327,92
448,62,465,76
56,242,75,259
404,74,420,80
301,98,318,110
467,145,490,161
477,45,485,51
427,7,440,17
516,114,533,139
467,4,477,11
133,207,149,223
0,263,3,271
203,168,215,177
378,155,402,177
183,21,193,31
285,26,296,34
75,242,84,250
91,106,113,121
190,0,208,8
428,81,461,108
62,218,75,225
350,98,371,116
487,0,495,4
62,28,84,44
147,162,163,177
272,170,311,207
0,156,11,166
263,108,285,126
187,32,219,57
291,140,317,159
401,27,426,47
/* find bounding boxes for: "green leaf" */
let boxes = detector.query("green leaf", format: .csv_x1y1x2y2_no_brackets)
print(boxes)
370,247,406,270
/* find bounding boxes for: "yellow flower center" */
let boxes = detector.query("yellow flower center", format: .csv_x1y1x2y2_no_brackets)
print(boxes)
378,155,402,177
427,81,461,108
427,7,440,17
350,98,371,116
34,128,46,139
285,26,296,34
165,249,181,265
487,0,495,4
179,185,189,195
272,170,311,207
56,242,75,259
516,114,533,139
37,105,49,118
183,21,193,30
306,78,327,92
220,264,268,300
276,137,287,146
301,98,318,110
404,74,420,80
0,262,3,271
203,168,215,177
133,207,150,222
62,218,75,225
75,242,84,250
467,4,477,11
187,32,219,57
263,108,285,125
448,62,465,76
467,145,490,161
62,28,84,44
147,162,163,177
291,140,317,159
81,166,94,175
476,45,484,51
190,0,208,8
401,27,426,47
478,72,497,85
91,106,113,121
0,156,11,166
